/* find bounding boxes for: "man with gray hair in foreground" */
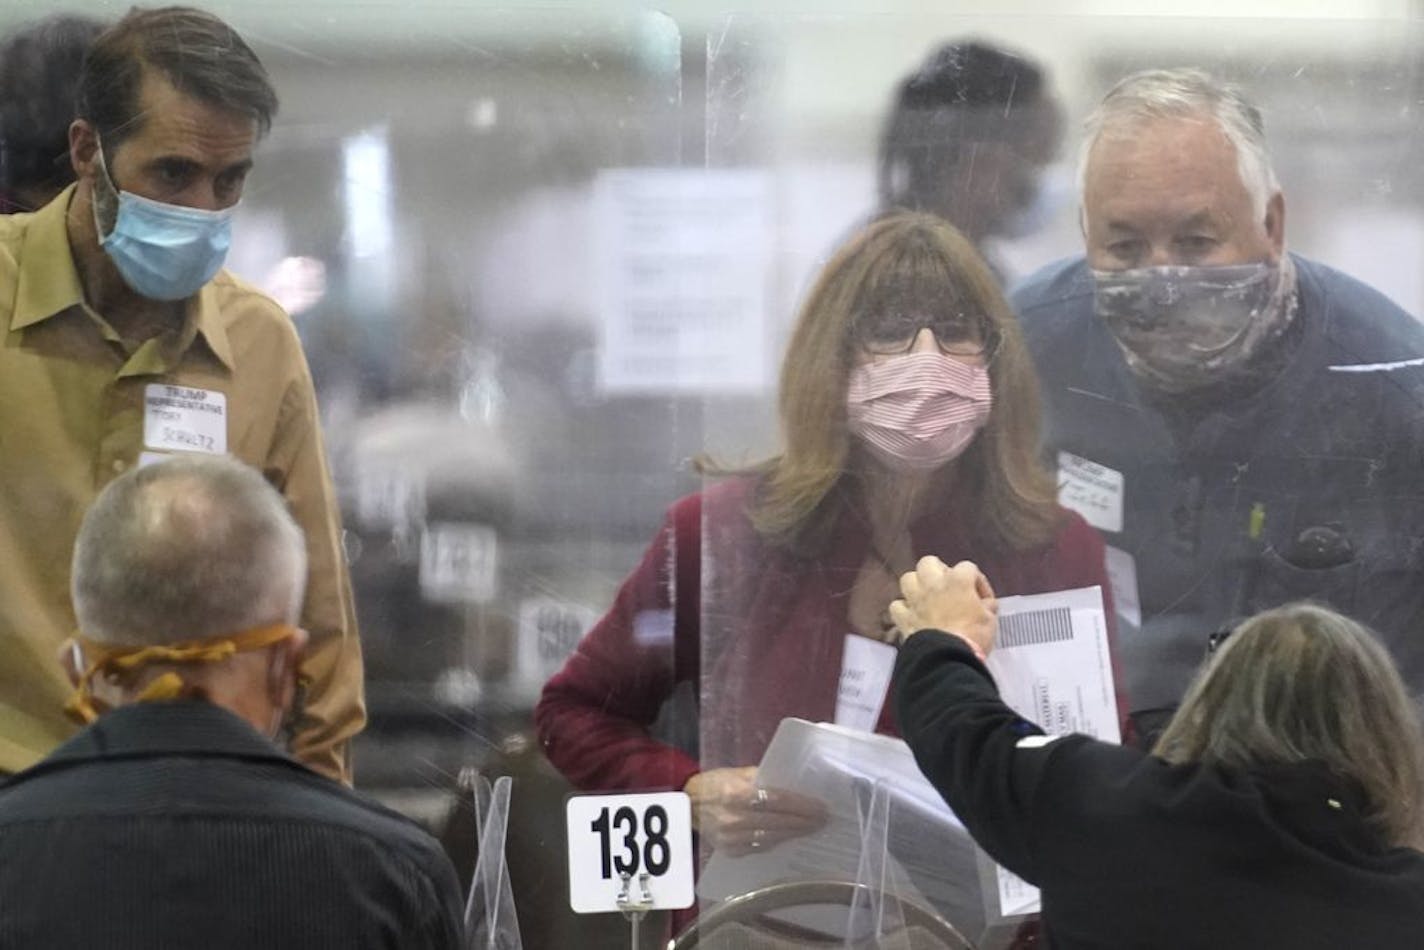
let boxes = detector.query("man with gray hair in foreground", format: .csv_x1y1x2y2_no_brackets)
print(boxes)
0,455,463,949
1012,67,1424,744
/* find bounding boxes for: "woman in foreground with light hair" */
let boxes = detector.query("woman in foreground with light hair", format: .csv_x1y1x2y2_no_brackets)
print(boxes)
891,558,1424,949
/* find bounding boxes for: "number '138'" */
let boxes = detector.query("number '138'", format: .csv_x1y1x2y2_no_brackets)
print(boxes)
590,804,671,879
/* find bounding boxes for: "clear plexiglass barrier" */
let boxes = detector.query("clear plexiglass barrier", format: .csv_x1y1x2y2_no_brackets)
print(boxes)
6,4,1424,947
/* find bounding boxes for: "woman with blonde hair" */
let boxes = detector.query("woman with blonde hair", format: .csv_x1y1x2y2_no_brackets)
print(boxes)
893,561,1424,949
536,213,1118,866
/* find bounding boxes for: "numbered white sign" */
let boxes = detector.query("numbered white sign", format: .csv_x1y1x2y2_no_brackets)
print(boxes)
516,597,598,680
419,522,498,604
355,464,425,529
565,791,694,913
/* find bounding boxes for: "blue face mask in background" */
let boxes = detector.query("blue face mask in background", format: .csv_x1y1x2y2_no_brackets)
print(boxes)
93,146,235,302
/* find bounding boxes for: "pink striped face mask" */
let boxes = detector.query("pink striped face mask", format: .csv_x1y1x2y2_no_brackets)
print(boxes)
845,352,993,471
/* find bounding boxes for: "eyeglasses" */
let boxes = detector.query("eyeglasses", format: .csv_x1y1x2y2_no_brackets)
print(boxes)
854,311,1001,361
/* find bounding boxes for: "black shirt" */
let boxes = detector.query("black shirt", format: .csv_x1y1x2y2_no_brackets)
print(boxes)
0,701,464,950
893,630,1424,949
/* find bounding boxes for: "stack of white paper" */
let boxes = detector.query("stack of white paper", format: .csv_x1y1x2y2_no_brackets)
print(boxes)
697,584,1117,934
698,717,983,939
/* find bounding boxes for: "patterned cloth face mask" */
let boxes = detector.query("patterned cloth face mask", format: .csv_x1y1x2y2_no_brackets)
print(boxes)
1092,258,1298,394
846,351,993,472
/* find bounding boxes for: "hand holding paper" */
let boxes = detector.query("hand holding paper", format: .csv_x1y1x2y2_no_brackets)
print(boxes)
891,557,998,655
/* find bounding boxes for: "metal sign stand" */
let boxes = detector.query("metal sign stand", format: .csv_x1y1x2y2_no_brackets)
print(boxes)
616,871,655,950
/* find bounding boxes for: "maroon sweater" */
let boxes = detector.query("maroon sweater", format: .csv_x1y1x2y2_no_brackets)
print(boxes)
535,477,1118,793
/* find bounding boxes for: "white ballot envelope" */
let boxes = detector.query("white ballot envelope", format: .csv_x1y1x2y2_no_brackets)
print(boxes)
698,585,1117,937
988,585,1119,744
980,584,1119,919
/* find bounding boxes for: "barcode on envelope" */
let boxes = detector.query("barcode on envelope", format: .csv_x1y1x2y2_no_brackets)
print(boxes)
998,607,1072,648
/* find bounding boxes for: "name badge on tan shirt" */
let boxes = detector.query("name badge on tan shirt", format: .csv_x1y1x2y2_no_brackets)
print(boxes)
144,384,227,455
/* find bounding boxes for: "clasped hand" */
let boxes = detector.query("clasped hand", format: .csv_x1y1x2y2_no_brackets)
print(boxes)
889,557,998,655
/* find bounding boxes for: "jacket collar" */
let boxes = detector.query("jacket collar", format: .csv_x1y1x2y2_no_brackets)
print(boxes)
13,701,296,779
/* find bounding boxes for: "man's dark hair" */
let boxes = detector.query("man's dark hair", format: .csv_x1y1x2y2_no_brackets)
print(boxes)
0,14,106,209
77,6,278,149
878,40,1052,214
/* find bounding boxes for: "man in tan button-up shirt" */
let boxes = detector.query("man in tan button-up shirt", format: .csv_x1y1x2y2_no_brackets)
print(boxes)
0,7,365,781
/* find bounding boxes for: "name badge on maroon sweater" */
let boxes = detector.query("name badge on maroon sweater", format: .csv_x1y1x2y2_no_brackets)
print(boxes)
835,633,896,732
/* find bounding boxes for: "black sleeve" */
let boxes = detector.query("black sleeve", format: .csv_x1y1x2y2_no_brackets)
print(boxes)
892,629,1112,884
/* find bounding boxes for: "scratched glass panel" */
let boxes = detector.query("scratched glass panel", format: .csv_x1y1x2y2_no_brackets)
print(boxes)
697,11,1424,948
6,2,1424,946
222,10,684,948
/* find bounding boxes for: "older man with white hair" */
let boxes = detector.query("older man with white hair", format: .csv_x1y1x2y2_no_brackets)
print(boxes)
1013,68,1424,744
0,454,463,949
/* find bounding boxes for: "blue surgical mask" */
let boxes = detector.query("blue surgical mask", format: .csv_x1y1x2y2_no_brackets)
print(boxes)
93,146,235,301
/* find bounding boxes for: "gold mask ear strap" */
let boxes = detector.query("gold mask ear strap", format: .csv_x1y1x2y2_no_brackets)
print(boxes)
63,624,298,724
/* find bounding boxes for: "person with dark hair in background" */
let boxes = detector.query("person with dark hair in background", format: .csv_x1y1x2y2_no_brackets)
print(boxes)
892,558,1424,949
537,213,1119,934
0,6,365,783
1012,68,1424,748
878,40,1063,276
0,455,463,950
0,14,105,213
